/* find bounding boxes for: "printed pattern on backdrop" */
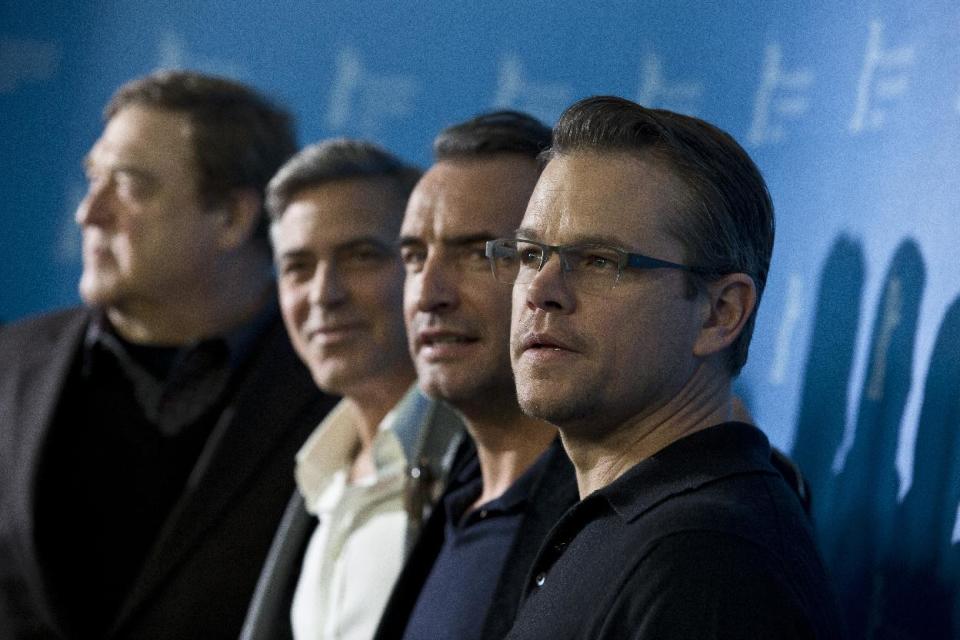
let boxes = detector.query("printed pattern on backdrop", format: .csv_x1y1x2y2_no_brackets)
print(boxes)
2,4,959,636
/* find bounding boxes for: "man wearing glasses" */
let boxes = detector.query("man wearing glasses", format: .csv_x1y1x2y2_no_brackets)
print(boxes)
496,97,845,639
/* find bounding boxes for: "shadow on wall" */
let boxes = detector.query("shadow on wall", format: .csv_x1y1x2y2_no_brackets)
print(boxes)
791,237,960,639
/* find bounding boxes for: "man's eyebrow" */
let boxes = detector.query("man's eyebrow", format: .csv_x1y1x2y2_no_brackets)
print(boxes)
398,236,425,248
442,232,497,247
515,226,542,241
276,236,391,260
398,232,496,248
514,228,634,249
82,155,154,181
275,248,313,262
336,237,392,250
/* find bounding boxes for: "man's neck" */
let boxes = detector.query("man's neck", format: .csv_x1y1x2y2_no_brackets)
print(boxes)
346,371,417,483
562,366,734,498
107,255,273,346
460,401,557,508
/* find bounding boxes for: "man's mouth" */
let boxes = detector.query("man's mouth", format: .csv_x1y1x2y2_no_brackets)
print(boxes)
307,323,363,345
417,330,480,359
422,334,476,345
521,332,575,353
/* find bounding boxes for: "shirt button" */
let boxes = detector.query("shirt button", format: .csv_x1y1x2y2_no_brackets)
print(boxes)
534,572,547,587
479,509,488,519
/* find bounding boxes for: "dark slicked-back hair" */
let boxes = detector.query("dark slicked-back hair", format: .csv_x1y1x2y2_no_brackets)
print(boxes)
106,69,297,244
266,138,421,222
433,110,551,161
548,95,775,375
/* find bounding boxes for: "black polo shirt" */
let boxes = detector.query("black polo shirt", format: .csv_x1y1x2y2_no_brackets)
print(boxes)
505,422,846,640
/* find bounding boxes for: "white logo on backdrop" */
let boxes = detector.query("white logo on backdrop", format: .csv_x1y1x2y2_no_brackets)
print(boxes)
848,19,915,134
0,36,60,93
156,32,242,78
635,52,703,115
325,46,419,135
747,43,814,146
493,54,572,125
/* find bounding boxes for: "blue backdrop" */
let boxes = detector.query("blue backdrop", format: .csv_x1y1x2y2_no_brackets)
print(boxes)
3,2,959,636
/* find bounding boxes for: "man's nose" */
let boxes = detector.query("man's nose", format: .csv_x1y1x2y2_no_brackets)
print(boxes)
414,251,459,314
523,251,576,313
308,261,348,308
75,181,115,227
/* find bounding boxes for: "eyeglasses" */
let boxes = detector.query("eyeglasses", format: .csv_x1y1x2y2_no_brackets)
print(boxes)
485,238,708,294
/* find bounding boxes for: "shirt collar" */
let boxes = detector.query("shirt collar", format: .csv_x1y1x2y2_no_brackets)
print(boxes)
598,422,776,523
84,300,278,374
294,398,405,514
444,436,563,526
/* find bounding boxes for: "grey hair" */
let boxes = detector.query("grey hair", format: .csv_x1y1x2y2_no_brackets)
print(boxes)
266,138,421,221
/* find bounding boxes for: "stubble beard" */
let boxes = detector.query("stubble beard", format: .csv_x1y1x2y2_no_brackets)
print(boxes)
514,370,599,428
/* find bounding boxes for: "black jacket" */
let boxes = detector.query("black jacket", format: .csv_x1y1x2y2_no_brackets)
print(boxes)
0,307,336,640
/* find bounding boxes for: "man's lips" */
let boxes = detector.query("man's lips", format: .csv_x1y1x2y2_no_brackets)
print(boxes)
306,323,364,345
519,331,578,353
415,329,480,359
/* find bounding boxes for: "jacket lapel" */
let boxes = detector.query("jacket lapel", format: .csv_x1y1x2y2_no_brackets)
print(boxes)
239,493,316,640
6,309,89,636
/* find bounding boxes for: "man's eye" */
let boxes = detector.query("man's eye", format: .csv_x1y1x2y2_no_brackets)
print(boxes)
576,248,619,271
280,261,313,280
517,246,543,267
116,172,156,202
400,247,426,271
459,244,490,269
584,254,614,269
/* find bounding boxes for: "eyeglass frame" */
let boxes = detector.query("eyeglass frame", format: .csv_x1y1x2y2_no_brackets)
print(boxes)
484,237,713,290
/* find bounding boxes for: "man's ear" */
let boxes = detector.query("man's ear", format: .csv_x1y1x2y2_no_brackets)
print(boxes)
693,272,757,358
215,188,262,251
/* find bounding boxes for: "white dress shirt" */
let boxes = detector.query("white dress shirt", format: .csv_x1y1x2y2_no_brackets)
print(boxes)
291,399,408,640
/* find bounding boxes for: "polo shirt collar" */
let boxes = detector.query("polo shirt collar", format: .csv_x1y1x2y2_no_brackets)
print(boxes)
598,422,775,523
444,437,561,527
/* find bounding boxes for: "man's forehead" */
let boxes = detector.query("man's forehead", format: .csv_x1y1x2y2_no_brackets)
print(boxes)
89,105,194,168
402,157,537,239
279,185,403,241
522,152,684,247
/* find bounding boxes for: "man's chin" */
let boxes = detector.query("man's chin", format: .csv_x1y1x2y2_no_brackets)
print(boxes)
517,383,593,427
78,276,121,308
417,371,481,406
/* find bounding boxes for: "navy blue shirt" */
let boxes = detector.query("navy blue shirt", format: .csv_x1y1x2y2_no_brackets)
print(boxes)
401,446,554,640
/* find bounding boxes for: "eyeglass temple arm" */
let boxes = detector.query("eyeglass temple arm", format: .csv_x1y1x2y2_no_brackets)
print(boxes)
626,253,703,272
